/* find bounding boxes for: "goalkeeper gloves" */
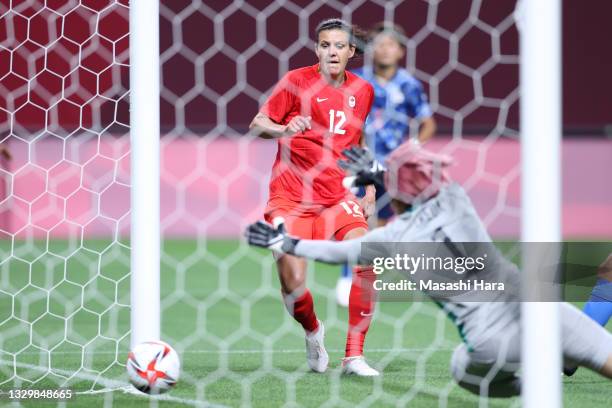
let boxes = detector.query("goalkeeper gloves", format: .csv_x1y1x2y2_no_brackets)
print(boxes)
338,146,385,188
245,220,299,255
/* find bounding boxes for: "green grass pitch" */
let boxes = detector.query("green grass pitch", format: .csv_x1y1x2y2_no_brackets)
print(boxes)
0,239,611,407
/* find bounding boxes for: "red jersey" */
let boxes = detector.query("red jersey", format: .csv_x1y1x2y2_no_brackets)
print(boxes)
260,64,374,205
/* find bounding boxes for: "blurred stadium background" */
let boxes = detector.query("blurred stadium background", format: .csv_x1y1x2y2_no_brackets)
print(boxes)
0,0,611,406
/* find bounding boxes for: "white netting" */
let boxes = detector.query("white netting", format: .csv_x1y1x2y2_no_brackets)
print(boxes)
1,0,523,406
0,0,132,401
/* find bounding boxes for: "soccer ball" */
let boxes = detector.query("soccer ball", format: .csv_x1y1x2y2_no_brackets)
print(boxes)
126,340,180,395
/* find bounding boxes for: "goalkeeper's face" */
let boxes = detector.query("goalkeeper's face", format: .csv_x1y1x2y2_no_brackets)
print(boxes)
315,29,355,78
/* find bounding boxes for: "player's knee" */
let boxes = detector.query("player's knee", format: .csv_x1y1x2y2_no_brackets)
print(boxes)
280,272,306,293
276,256,307,292
450,344,520,398
600,354,612,379
453,367,520,398
450,350,482,397
450,345,471,385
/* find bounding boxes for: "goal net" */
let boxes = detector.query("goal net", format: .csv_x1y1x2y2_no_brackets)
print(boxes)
0,0,132,399
0,0,541,406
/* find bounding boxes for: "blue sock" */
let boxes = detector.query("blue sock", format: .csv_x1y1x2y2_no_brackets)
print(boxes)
583,279,612,327
341,263,352,278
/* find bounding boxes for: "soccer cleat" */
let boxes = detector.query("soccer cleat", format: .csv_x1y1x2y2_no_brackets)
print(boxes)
563,366,578,377
305,320,329,373
335,276,352,307
342,356,380,376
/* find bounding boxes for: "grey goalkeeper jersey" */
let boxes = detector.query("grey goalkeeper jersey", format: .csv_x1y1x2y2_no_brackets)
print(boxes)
294,183,521,350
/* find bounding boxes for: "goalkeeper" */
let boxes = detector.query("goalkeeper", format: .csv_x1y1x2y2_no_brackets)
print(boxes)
246,143,612,397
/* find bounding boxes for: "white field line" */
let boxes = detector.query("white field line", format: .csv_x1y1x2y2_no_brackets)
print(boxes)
8,347,454,356
1,360,228,408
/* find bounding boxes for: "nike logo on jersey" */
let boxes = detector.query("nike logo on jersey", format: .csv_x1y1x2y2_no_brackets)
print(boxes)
360,311,374,317
316,97,328,102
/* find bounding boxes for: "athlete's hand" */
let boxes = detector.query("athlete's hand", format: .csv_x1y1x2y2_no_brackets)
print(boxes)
245,220,299,254
339,146,385,188
284,115,312,135
339,146,375,173
360,185,376,219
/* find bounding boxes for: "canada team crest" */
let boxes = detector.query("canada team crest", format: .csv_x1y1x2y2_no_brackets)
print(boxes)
348,95,356,108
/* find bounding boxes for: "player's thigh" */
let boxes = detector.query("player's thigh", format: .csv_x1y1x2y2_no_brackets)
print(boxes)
265,199,316,292
560,302,612,372
264,199,316,240
467,303,521,363
313,197,368,241
601,355,612,378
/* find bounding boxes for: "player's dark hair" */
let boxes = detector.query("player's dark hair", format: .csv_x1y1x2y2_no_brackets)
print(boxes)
368,21,407,48
315,18,367,57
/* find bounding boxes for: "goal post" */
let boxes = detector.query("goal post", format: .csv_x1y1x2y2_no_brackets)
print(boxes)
519,0,562,407
0,0,583,404
129,0,160,348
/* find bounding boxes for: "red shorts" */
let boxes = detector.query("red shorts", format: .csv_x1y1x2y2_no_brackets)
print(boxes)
264,195,368,241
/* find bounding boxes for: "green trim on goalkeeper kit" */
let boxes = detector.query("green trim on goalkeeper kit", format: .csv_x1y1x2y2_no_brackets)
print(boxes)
434,300,474,352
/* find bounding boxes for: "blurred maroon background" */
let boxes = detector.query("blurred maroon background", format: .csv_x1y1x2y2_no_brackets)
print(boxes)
1,0,611,139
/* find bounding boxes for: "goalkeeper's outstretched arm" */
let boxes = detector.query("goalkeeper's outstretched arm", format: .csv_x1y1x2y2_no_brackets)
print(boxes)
294,238,364,265
245,220,387,265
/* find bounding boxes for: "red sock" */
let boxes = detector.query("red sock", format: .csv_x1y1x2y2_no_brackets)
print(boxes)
283,289,319,333
345,266,377,358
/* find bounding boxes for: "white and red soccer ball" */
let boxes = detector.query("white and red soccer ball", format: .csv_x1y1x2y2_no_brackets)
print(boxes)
126,340,180,395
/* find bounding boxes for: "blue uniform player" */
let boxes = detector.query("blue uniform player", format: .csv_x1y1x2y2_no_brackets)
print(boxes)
336,23,436,306
563,253,612,376
584,254,612,327
354,22,436,226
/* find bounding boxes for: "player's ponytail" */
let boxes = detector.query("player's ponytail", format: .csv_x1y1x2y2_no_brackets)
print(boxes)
315,18,367,58
351,25,367,57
